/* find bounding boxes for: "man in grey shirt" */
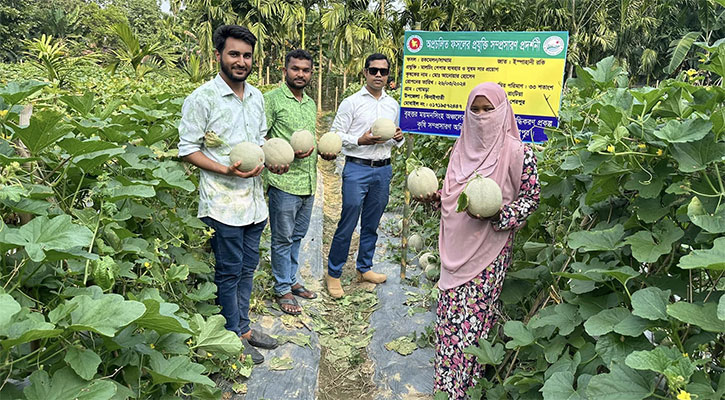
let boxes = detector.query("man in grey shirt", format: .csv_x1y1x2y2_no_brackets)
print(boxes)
178,25,277,364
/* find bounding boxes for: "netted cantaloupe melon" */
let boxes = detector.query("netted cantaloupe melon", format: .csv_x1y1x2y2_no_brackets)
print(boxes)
264,138,294,166
230,142,265,172
463,176,502,218
371,118,396,140
425,263,440,281
290,130,315,153
419,252,436,269
407,167,438,198
408,234,424,252
318,131,342,154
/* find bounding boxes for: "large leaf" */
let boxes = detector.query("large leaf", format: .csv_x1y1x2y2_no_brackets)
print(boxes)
624,346,693,383
664,32,701,74
0,309,62,348
541,372,585,400
503,321,535,349
671,137,725,173
463,337,505,366
687,197,725,234
147,352,215,386
567,224,625,252
678,237,725,270
631,287,670,321
0,80,47,105
529,303,582,336
586,362,654,400
667,302,725,332
11,110,73,153
718,294,725,321
152,163,195,192
58,137,121,157
584,307,630,336
189,314,242,355
135,299,193,335
0,293,21,327
595,334,652,366
653,118,712,143
23,368,116,400
613,314,651,337
65,294,146,336
3,214,94,262
65,347,102,380
625,219,683,263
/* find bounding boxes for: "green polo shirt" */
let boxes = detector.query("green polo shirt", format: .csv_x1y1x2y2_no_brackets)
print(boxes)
264,84,317,196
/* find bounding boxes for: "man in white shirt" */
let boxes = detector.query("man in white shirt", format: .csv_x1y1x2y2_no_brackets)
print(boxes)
178,25,278,364
325,53,404,298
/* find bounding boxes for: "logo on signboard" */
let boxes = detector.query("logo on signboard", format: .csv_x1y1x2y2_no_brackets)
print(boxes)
543,36,565,56
407,35,423,53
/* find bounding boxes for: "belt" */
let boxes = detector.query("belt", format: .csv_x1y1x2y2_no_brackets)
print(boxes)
345,156,391,167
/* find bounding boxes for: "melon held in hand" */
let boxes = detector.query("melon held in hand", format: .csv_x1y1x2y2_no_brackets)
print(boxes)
407,167,438,198
230,142,265,172
317,131,342,154
462,176,502,218
264,138,295,166
290,129,315,153
371,118,396,140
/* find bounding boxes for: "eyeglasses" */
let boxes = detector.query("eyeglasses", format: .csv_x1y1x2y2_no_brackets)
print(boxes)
366,67,390,76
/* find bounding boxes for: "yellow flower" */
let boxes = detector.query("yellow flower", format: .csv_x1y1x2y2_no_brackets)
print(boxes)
207,352,213,358
607,145,615,153
574,138,581,144
677,390,691,400
656,149,663,156
144,262,151,268
683,353,689,358
186,339,193,345
0,109,8,117
686,69,697,77
231,364,237,370
150,343,155,349
637,144,646,150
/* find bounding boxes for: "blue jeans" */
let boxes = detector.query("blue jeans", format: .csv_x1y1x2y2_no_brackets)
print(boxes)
201,216,266,336
327,161,392,278
268,186,314,296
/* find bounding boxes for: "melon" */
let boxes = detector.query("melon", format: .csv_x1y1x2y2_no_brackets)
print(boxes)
230,142,265,172
263,138,295,166
424,263,440,281
318,131,342,154
408,234,424,252
419,252,436,269
463,176,503,218
407,167,438,197
290,129,315,153
371,118,396,140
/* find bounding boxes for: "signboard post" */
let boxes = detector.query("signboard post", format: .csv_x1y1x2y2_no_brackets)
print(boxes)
400,31,569,142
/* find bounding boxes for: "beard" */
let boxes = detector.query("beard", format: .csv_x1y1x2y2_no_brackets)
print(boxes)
285,73,309,90
220,58,250,83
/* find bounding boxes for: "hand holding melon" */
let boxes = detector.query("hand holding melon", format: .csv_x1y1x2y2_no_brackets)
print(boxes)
291,130,315,159
264,138,294,175
228,142,265,178
317,131,341,160
407,167,439,202
457,175,503,220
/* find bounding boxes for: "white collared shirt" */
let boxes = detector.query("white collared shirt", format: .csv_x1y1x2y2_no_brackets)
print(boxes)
178,74,268,226
332,86,403,161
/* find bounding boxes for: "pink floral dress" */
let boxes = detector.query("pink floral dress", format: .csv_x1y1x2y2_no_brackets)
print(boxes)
434,145,540,399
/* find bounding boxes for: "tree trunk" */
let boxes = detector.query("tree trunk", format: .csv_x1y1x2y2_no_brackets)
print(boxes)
317,34,323,113
258,61,263,85
343,73,347,91
335,86,339,112
266,65,270,85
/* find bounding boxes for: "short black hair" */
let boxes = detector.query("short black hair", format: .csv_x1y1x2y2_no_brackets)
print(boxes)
364,53,389,69
213,25,257,53
285,49,313,68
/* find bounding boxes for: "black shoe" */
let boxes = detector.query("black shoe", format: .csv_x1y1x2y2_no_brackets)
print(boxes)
242,339,264,364
246,329,278,349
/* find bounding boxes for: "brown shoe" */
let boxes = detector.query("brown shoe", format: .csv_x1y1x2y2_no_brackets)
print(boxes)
357,270,387,284
325,274,344,299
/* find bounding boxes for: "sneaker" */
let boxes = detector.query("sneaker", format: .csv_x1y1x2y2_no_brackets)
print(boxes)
241,338,264,364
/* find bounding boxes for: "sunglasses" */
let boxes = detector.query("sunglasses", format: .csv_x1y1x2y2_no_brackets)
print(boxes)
366,67,390,76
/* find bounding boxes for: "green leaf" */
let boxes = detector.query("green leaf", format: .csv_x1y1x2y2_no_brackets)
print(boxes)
625,346,681,374
23,368,116,400
0,80,47,105
541,372,585,400
66,294,146,336
667,302,725,332
3,214,94,262
463,337,505,366
587,266,640,287
595,334,652,366
166,264,189,282
268,356,294,370
587,134,610,152
456,191,468,213
11,110,73,153
567,224,625,252
0,293,21,327
73,148,126,173
688,196,725,234
147,352,215,386
504,320,535,349
106,183,156,202
185,282,217,302
60,92,98,117
135,299,193,335
586,362,654,400
678,237,725,270
625,219,683,263
718,294,725,321
153,163,196,192
65,347,102,380
385,335,418,355
653,118,712,144
613,314,651,337
529,303,582,336
664,32,701,74
631,287,671,321
189,314,242,356
0,309,62,349
584,308,630,336
273,332,312,348
58,137,120,157
671,137,725,173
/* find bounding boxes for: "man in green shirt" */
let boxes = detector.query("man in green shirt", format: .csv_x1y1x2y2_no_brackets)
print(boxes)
265,49,335,315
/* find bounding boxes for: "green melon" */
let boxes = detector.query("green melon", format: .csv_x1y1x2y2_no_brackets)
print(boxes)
425,263,440,281
407,167,438,197
290,129,315,153
371,118,396,140
318,131,342,154
264,138,295,166
464,176,503,218
230,142,265,172
408,234,424,252
418,252,436,269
